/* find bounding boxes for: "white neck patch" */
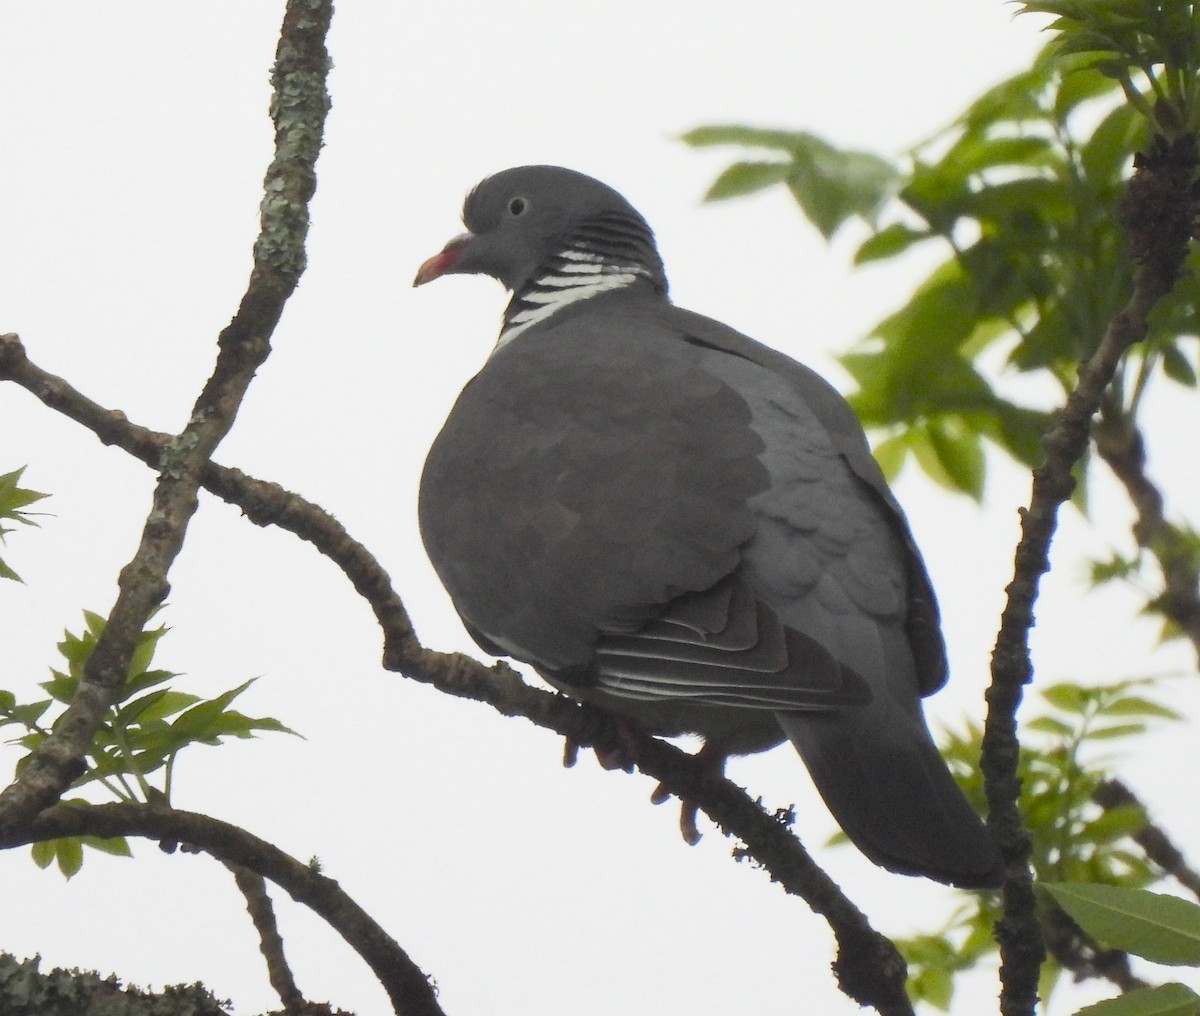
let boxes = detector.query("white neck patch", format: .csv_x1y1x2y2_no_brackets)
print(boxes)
495,250,648,350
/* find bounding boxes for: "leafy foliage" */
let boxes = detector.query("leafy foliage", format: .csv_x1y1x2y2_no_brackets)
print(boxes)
896,678,1180,1011
1042,882,1200,1015
1074,981,1200,1016
1018,0,1200,140
0,610,296,877
684,6,1200,1011
680,125,899,238
1042,882,1200,966
685,43,1200,505
0,467,48,582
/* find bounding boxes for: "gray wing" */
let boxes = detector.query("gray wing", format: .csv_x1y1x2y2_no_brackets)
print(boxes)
665,310,997,886
661,304,948,696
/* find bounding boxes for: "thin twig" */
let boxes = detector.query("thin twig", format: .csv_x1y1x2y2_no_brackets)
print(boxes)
1095,397,1200,659
0,0,333,840
982,136,1198,1016
1094,778,1200,900
1043,906,1149,993
224,861,306,1012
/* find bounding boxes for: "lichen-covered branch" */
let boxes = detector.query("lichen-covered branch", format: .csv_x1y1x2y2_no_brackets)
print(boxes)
982,136,1199,1016
0,0,333,840
0,803,443,1016
0,951,230,1016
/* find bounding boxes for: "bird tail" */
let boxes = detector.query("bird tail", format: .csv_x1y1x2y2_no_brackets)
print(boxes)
775,705,1002,889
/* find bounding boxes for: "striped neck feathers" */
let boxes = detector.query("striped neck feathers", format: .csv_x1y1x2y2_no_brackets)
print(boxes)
496,210,667,348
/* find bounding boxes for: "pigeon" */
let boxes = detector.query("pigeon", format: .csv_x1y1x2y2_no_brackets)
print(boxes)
414,165,1001,889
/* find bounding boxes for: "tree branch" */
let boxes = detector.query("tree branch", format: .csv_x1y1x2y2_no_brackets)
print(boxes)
1094,778,1200,901
0,803,443,1016
0,332,417,650
1042,906,1149,994
0,951,231,1016
982,135,1198,1016
1094,396,1200,660
223,861,306,1012
0,0,333,839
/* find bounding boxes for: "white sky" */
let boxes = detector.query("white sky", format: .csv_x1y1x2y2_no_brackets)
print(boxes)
2,3,1199,1015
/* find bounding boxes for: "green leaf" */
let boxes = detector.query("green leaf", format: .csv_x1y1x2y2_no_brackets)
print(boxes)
1072,982,1200,1016
126,625,168,682
786,140,899,238
1086,721,1149,740
1042,682,1089,713
1099,695,1183,721
40,673,77,705
1025,716,1076,738
168,679,258,737
701,161,790,201
79,834,133,858
1080,103,1143,184
5,698,52,729
681,124,817,151
1041,883,1200,965
1080,805,1146,845
0,467,49,583
910,963,953,1011
47,836,84,879
116,689,200,727
854,223,930,265
870,432,909,481
1054,63,1121,120
940,133,1058,178
1160,343,1197,386
29,840,54,870
0,468,49,516
925,417,985,501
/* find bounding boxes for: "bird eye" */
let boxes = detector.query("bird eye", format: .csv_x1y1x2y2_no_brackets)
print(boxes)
507,196,528,217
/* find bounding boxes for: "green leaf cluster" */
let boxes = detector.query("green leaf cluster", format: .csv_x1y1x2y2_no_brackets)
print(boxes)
0,467,48,583
0,609,296,878
1042,882,1200,1015
1019,0,1200,138
897,678,1179,1011
680,125,899,239
686,37,1200,503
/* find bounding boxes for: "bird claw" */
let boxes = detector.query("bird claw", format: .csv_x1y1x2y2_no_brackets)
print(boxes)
650,783,703,844
561,715,642,773
651,739,731,845
562,737,580,768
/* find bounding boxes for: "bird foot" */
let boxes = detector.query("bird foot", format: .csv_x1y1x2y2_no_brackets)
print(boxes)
561,713,644,774
650,740,729,845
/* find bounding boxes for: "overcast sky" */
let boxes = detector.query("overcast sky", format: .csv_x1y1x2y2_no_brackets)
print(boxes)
2,4,1199,1015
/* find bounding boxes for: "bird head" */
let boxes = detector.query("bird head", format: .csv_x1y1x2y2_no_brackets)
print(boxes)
413,165,664,295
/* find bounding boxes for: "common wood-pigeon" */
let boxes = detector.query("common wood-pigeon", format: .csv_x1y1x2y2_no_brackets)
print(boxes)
415,165,1001,889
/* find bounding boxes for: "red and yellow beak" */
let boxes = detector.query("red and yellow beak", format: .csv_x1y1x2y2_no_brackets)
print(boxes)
413,232,476,287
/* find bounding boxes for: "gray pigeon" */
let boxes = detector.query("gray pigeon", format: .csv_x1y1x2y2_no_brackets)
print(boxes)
414,165,1001,889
